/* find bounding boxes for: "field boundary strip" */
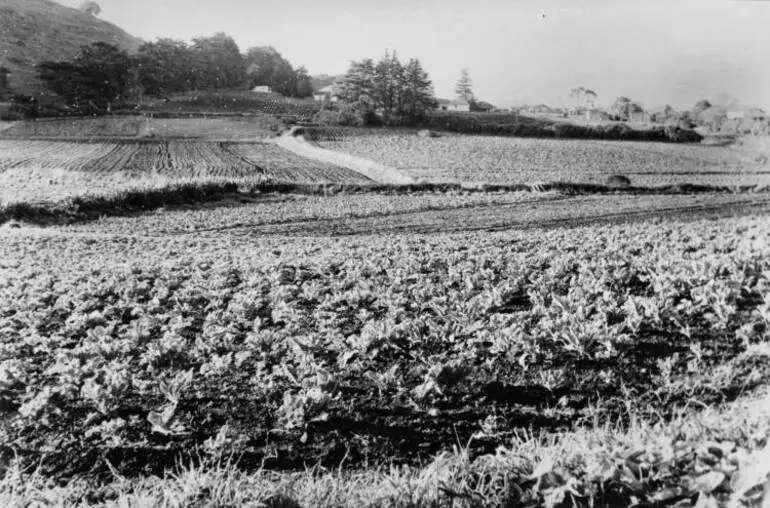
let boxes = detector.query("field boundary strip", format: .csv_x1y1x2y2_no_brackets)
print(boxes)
2,180,770,228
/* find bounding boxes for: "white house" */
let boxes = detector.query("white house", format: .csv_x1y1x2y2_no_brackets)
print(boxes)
251,85,272,93
314,84,341,102
436,99,470,112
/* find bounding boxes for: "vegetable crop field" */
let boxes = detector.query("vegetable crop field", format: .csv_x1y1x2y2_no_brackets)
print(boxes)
319,134,770,187
0,140,367,205
2,206,770,506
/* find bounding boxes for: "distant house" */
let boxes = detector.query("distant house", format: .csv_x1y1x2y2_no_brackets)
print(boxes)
436,98,470,113
251,85,273,93
314,84,342,102
727,110,745,121
526,104,553,115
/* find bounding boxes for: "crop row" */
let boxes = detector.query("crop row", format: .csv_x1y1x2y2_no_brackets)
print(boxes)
0,140,370,205
1,214,768,476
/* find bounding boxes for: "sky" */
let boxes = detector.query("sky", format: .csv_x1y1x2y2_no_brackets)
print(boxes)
62,0,770,109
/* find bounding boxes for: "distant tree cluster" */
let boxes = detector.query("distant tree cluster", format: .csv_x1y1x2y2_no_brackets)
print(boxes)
134,36,312,98
135,34,246,95
243,46,313,97
332,51,436,125
610,96,644,121
37,42,132,112
32,34,316,115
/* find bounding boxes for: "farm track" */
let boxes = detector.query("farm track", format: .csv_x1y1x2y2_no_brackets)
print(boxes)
275,134,414,184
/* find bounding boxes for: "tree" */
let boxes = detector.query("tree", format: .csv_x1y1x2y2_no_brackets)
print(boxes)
190,33,246,90
570,87,597,109
38,42,132,112
400,58,435,122
294,66,314,98
651,105,676,124
470,100,495,112
0,66,11,100
611,96,642,121
455,68,473,102
244,46,289,88
268,63,297,97
374,50,404,123
243,46,310,97
691,99,712,124
339,59,377,105
336,52,436,126
135,39,195,96
79,1,101,16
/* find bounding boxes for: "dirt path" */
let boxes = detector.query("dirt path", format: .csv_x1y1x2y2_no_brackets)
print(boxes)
273,132,415,184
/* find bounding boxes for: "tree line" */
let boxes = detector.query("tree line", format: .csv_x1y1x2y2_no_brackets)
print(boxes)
317,51,436,126
20,34,314,115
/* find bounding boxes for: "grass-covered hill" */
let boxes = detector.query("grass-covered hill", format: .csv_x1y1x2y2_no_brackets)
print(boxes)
0,0,143,96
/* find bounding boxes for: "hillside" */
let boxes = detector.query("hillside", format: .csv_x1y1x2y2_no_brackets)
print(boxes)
0,0,143,96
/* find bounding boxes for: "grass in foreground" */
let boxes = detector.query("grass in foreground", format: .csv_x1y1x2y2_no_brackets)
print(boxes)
3,373,770,507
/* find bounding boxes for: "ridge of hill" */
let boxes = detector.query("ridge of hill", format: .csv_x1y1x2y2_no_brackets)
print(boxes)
0,0,143,96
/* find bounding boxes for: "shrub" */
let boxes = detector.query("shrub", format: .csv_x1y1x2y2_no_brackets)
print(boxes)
664,125,703,143
606,175,632,188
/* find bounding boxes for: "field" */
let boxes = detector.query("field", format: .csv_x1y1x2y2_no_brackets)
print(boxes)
2,203,770,506
3,115,770,506
0,139,368,205
319,134,770,187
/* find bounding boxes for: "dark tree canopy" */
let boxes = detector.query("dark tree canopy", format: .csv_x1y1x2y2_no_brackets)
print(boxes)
243,46,312,98
190,33,246,90
135,39,195,96
37,42,132,112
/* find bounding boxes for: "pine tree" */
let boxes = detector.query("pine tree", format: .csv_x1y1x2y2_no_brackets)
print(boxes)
455,68,473,102
401,58,435,122
374,50,404,123
339,59,376,107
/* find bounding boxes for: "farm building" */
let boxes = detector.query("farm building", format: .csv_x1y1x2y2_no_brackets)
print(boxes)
314,84,342,102
251,85,273,93
436,99,470,112
725,109,766,122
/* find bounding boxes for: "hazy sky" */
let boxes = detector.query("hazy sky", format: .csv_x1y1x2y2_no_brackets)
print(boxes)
68,0,770,109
